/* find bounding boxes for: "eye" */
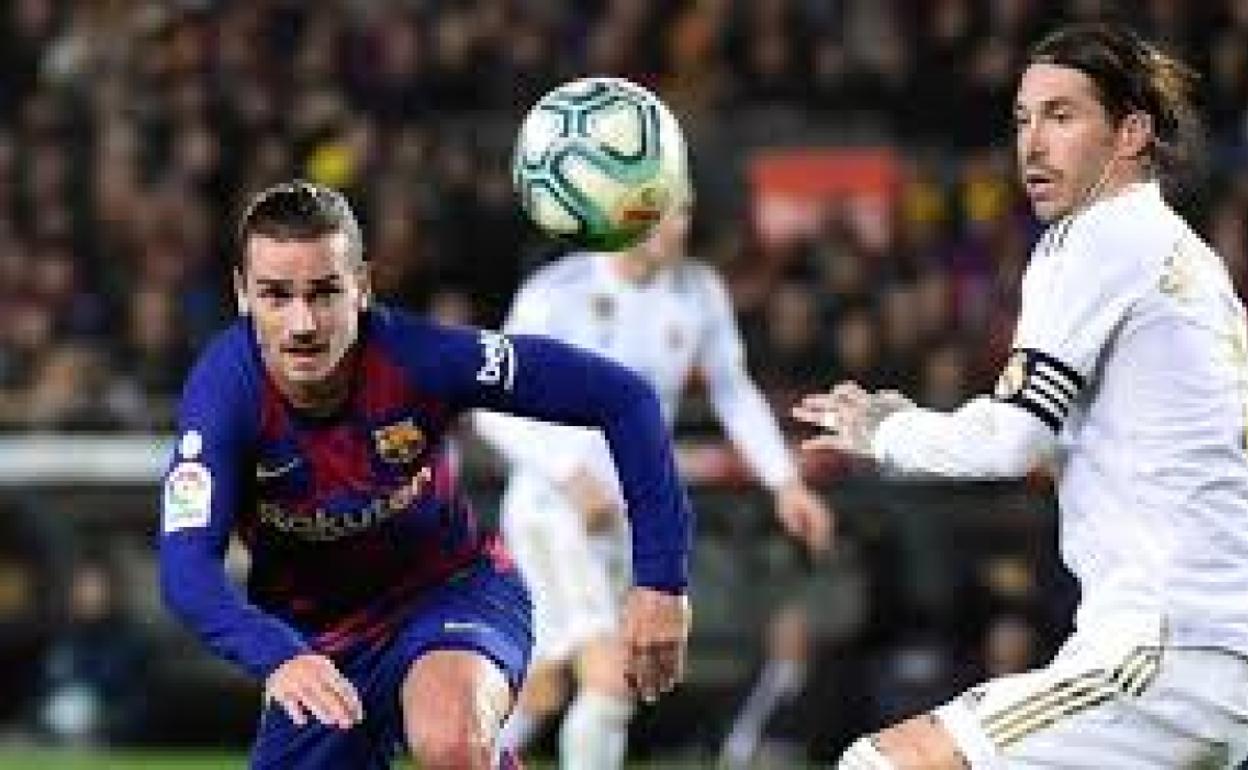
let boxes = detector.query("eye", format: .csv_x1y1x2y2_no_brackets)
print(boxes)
308,285,343,304
258,286,291,304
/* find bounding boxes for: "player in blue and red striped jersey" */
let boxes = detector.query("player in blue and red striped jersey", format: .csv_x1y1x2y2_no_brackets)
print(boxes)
158,181,694,770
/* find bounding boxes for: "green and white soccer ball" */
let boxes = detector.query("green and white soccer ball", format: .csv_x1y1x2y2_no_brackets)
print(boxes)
512,77,689,251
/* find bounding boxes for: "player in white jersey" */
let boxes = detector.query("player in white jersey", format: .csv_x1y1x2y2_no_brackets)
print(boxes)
475,202,832,770
795,23,1248,770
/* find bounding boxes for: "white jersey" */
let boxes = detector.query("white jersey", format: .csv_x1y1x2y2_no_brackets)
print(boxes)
874,181,1248,653
476,251,796,505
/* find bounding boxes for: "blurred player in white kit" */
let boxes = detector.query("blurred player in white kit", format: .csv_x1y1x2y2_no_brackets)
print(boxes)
476,197,832,770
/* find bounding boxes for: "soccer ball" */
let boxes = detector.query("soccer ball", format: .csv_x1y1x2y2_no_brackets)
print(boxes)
512,77,689,251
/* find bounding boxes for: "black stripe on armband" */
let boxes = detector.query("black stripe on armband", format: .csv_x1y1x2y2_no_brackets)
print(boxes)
993,348,1085,432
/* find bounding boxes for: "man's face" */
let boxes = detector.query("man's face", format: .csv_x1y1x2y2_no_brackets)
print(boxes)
1014,63,1120,222
236,232,369,396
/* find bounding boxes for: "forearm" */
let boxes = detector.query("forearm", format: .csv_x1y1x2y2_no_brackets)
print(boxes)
712,377,797,491
872,397,1053,479
602,376,693,591
160,538,307,679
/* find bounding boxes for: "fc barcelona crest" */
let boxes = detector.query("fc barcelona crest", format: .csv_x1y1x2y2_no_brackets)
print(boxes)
373,419,426,464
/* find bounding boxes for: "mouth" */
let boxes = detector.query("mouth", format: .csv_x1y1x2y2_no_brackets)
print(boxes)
1023,169,1058,201
282,345,327,366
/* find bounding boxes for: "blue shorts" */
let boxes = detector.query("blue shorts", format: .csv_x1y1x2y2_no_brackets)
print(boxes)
250,557,532,770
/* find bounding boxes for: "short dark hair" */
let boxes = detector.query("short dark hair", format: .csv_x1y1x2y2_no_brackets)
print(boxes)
236,180,364,270
1027,23,1201,185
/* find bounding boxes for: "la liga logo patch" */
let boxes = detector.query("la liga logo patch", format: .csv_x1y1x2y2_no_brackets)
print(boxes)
163,461,212,532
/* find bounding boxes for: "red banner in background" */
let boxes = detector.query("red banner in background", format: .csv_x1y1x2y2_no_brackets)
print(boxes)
748,148,903,251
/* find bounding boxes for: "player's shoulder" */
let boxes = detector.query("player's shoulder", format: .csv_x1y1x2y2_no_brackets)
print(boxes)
524,251,597,293
184,319,260,391
1033,183,1177,292
366,304,467,351
1065,183,1177,265
178,319,264,427
366,304,496,367
671,259,728,299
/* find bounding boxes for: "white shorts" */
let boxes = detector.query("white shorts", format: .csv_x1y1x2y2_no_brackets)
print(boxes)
935,614,1248,769
500,478,631,664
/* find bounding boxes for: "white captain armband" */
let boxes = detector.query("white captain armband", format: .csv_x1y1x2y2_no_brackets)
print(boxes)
993,348,1084,431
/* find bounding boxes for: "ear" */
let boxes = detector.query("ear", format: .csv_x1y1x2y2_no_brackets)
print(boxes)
1115,111,1153,161
233,268,250,315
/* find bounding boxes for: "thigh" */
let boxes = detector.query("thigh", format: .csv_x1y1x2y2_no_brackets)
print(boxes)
387,557,533,695
327,558,533,762
249,699,391,770
503,486,616,664
935,642,1248,769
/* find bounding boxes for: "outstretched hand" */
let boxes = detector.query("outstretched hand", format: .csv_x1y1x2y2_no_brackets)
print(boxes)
619,587,691,704
792,382,914,459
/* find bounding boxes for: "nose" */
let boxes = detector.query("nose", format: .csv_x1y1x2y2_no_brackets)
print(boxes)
1018,119,1044,166
288,298,317,337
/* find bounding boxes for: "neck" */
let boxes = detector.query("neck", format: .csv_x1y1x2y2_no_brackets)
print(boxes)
608,251,662,284
1077,155,1149,214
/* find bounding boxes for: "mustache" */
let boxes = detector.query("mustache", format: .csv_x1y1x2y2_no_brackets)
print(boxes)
1023,166,1058,176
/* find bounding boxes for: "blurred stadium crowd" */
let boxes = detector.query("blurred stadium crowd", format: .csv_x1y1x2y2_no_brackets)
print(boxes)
1,0,1245,433
0,0,1246,762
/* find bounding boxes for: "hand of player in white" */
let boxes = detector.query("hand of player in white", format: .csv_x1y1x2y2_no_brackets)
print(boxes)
792,382,915,460
773,479,834,555
265,653,364,730
619,586,691,704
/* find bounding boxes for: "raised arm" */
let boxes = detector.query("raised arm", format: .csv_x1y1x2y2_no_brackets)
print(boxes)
795,225,1148,478
396,317,696,700
695,268,832,552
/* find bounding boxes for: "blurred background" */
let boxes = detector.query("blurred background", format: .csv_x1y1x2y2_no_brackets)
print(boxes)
0,0,1244,767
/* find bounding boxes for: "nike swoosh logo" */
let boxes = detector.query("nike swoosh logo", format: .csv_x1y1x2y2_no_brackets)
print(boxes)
255,458,301,480
442,621,488,634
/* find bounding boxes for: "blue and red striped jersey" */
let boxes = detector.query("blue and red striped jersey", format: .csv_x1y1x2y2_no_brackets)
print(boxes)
159,306,692,679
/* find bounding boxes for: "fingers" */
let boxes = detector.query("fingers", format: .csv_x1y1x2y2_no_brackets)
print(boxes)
792,389,863,432
625,640,682,703
266,655,364,731
620,589,690,705
272,692,308,727
830,381,869,402
791,402,837,431
800,434,850,453
299,678,355,730
322,665,365,725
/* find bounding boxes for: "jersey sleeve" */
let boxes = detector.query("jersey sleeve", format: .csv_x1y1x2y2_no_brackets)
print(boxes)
408,320,694,591
871,396,1055,478
694,267,797,490
870,224,1148,478
999,224,1150,430
158,336,308,679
